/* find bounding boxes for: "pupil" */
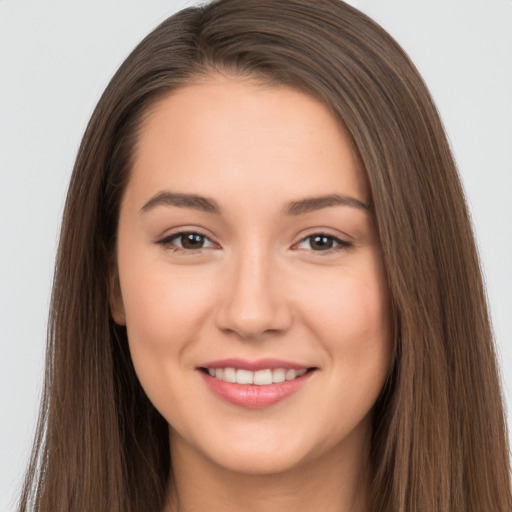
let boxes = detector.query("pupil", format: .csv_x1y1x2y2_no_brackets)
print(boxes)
183,233,204,249
311,235,333,250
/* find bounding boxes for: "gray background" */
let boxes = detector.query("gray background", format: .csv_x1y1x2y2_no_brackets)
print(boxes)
1,1,511,510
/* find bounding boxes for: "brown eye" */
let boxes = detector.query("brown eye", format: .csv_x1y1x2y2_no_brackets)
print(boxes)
310,235,334,250
181,232,206,249
158,232,216,251
296,234,351,252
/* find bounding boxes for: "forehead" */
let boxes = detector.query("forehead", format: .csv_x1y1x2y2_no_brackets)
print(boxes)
127,77,368,210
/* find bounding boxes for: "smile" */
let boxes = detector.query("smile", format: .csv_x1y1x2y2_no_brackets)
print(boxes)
198,359,317,408
205,367,308,385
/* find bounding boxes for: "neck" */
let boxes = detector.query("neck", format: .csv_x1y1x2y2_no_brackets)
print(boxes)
163,425,372,512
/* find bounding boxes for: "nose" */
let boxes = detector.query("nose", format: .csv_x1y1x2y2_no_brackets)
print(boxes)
214,245,292,341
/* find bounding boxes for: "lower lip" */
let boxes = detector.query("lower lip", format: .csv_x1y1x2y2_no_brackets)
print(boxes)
199,370,315,409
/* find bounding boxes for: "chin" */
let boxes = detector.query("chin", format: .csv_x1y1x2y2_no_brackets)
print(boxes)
189,425,331,477
209,444,309,476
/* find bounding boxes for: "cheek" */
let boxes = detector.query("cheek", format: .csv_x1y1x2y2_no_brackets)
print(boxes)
302,263,393,430
298,257,393,374
117,247,217,382
117,256,219,424
306,269,389,332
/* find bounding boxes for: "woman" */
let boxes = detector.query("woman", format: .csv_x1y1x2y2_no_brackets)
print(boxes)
18,0,511,511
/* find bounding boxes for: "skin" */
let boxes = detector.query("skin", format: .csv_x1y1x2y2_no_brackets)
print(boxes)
111,76,393,512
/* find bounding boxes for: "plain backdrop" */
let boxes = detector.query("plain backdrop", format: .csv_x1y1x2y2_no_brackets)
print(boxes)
1,1,511,510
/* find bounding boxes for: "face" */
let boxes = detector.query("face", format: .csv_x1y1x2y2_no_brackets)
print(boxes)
112,77,393,476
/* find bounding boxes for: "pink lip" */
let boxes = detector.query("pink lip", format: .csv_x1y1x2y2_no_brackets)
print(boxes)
198,359,316,409
198,358,310,371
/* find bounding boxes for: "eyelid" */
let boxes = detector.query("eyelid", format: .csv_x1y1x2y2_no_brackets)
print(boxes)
154,227,352,254
291,230,353,253
155,228,220,252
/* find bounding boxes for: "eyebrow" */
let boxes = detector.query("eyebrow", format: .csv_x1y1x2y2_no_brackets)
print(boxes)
283,194,372,215
141,192,222,214
140,191,371,216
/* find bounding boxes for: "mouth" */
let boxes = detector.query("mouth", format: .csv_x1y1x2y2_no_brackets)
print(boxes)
200,367,310,385
197,359,317,408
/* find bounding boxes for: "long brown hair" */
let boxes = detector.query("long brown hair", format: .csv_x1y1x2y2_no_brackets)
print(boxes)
19,1,511,511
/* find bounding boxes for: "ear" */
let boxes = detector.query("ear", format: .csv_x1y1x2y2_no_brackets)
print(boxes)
109,268,126,325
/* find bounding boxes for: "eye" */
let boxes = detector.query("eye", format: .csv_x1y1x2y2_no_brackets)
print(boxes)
158,231,217,251
295,233,351,252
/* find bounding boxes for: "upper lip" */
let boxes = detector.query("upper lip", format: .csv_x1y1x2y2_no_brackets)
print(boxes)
198,358,313,371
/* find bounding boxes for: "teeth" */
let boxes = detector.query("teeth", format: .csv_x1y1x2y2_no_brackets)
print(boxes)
207,367,308,385
285,369,296,381
223,367,236,383
236,369,253,384
253,369,272,385
272,368,286,383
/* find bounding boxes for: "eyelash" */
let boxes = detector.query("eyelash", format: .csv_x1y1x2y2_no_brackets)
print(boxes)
156,231,352,255
294,233,352,253
156,232,217,254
